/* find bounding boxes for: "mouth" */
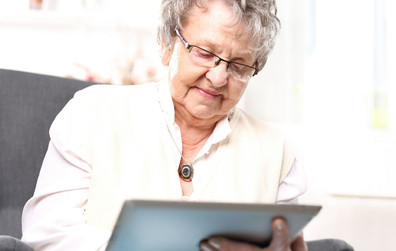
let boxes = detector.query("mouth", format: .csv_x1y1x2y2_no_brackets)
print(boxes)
196,87,221,99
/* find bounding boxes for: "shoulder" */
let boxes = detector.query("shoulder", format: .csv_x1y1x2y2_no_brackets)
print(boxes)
231,107,299,159
50,82,162,138
231,108,284,139
73,82,160,104
231,108,301,182
59,82,163,119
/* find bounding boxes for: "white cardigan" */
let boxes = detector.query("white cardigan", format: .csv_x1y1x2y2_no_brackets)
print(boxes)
48,82,296,231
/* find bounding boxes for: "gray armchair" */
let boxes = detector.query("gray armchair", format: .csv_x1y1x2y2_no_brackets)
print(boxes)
0,69,353,251
0,69,93,250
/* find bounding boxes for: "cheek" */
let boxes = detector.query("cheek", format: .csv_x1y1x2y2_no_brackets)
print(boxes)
168,58,192,100
219,83,247,113
228,82,248,101
169,60,206,93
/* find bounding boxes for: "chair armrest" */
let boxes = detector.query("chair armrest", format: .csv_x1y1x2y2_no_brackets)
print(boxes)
0,235,35,251
307,238,354,251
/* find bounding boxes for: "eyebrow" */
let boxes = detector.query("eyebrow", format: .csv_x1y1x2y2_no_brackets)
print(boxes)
176,27,255,65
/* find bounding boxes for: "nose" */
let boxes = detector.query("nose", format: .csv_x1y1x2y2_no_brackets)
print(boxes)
206,62,229,87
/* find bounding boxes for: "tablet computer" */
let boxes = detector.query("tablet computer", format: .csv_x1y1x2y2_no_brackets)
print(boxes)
106,199,321,251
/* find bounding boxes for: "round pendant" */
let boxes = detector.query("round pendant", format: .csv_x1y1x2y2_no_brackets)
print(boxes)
178,163,194,182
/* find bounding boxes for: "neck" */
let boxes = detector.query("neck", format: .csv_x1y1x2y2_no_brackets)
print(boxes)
173,105,224,162
175,117,213,162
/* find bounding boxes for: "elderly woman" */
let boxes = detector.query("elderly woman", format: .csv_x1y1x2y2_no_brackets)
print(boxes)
21,0,307,250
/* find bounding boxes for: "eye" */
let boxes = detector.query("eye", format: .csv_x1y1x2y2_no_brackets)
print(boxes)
196,49,215,59
190,46,216,60
229,63,245,74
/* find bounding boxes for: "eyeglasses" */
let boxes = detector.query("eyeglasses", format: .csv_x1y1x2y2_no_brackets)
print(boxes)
175,28,258,81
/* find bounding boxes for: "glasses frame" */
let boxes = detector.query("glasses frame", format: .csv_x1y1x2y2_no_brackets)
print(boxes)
175,28,258,80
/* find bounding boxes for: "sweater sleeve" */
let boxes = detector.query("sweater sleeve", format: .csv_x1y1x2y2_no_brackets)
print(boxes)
21,87,111,250
276,158,307,204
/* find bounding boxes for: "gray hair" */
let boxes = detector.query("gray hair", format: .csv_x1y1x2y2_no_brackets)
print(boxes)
157,0,281,72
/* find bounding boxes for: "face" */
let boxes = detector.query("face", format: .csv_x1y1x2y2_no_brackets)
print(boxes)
161,0,255,122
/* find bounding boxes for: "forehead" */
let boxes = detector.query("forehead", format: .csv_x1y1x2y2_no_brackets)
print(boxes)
182,1,255,59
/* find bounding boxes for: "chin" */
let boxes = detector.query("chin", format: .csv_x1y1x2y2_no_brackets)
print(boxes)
189,108,216,119
190,108,227,121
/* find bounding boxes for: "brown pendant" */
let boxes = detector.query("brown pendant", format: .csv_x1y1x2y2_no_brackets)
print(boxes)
178,163,194,182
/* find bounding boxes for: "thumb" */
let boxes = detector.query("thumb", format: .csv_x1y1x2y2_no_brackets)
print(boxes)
266,218,291,250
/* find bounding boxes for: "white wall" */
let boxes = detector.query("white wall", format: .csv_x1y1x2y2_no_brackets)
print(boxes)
243,1,396,250
0,0,165,84
245,0,396,198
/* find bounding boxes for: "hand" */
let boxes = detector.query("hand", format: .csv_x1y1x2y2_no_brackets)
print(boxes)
199,218,307,251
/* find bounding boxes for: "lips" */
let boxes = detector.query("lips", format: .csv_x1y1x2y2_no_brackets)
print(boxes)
196,87,221,98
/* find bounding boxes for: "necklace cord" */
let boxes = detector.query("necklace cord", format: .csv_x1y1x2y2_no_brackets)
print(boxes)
158,89,194,182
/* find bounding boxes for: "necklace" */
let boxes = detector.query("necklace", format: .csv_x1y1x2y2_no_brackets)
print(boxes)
166,126,195,182
158,88,195,182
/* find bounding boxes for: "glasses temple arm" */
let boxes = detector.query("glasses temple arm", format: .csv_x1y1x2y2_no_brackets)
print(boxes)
175,28,191,49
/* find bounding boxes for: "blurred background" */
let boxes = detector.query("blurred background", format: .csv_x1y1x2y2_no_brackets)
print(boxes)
1,0,395,250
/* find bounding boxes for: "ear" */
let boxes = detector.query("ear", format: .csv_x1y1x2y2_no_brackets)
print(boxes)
161,40,173,66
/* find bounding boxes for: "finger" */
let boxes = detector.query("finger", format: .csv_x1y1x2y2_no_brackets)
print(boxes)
200,239,215,251
201,237,260,251
266,218,291,250
291,234,307,251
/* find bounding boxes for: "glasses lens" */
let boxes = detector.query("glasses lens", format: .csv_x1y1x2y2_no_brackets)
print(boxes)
189,46,217,67
228,62,255,80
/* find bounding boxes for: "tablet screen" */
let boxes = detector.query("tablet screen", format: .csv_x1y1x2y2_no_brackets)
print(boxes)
106,199,321,251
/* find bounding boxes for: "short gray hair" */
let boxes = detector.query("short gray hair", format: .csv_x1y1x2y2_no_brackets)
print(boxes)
157,0,281,72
